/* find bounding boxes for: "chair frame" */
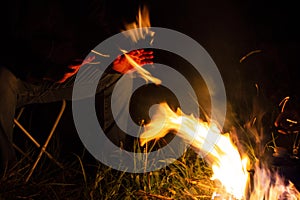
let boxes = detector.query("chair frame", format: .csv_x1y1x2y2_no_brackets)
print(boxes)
13,100,66,182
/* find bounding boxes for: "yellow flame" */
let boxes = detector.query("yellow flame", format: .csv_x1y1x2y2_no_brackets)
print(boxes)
140,103,249,199
123,6,155,43
121,6,159,85
140,103,300,199
250,162,300,200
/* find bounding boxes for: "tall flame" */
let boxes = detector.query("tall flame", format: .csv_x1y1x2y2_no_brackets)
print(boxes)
121,6,160,85
123,6,155,43
140,103,249,199
249,162,300,200
140,103,300,199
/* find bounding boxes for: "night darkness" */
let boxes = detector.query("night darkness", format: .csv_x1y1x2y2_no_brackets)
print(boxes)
108,0,300,115
1,0,300,197
110,0,300,152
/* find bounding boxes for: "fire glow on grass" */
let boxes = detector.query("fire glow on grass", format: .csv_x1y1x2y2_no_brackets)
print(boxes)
140,103,300,200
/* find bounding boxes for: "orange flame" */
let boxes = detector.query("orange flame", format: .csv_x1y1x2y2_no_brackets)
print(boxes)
249,162,300,200
140,103,300,199
140,103,249,199
122,6,160,85
123,6,155,43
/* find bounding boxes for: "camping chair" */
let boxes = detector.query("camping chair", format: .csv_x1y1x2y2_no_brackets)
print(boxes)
13,99,66,182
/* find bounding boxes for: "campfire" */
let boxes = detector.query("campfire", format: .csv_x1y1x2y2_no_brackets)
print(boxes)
121,5,300,200
139,103,300,199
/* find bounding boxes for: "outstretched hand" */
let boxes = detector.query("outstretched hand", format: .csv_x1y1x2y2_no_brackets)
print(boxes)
112,49,154,74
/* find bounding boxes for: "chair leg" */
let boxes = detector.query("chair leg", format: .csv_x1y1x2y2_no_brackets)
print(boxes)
25,100,66,183
13,119,64,168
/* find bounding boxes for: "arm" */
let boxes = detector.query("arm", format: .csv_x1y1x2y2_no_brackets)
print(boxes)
45,49,154,83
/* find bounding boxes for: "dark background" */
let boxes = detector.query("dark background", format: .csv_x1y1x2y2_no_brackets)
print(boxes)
9,0,300,188
124,0,300,100
107,0,300,121
110,0,300,146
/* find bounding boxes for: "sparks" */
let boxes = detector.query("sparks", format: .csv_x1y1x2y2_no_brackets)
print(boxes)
140,103,300,199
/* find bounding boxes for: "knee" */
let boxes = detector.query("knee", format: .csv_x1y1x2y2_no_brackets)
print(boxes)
0,67,19,104
0,67,18,92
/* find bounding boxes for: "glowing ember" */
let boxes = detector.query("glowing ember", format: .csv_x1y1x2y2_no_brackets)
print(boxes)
140,103,300,199
249,162,300,200
121,6,160,85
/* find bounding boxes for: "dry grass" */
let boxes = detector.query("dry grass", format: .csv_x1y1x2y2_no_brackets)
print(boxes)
0,136,215,200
